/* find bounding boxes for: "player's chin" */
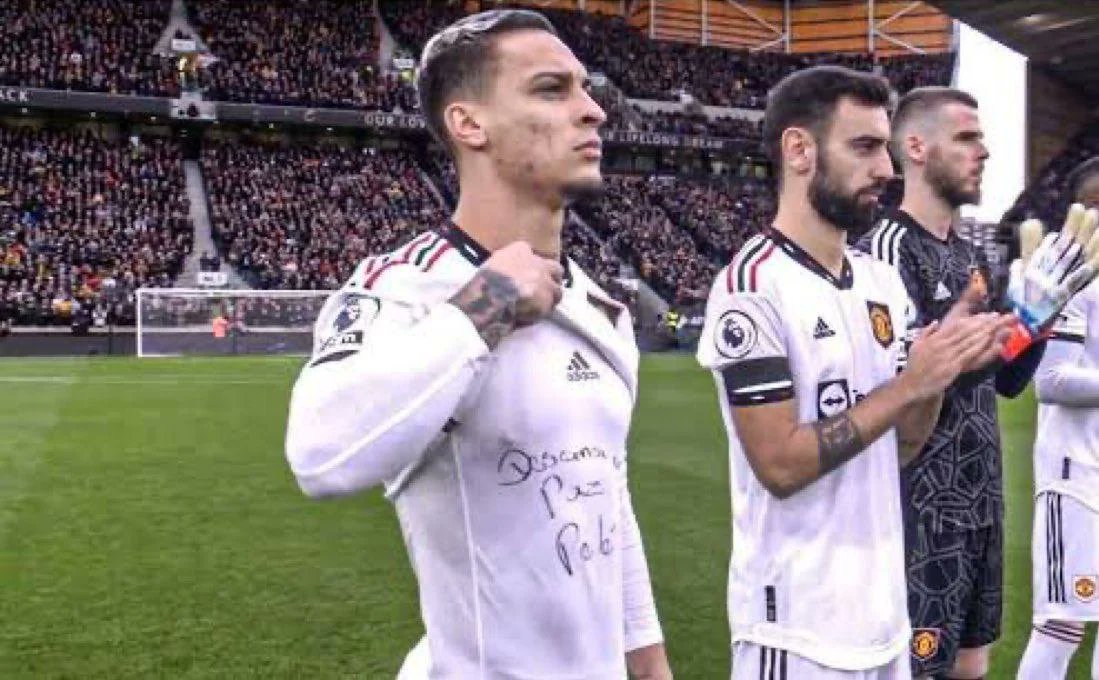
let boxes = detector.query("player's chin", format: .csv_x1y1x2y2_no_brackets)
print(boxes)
562,172,605,204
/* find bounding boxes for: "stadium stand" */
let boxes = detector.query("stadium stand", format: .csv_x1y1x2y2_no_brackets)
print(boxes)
579,175,718,306
654,177,774,261
0,0,961,330
189,0,417,111
379,1,953,109
201,139,445,291
630,108,761,138
1003,120,1099,228
0,0,179,97
0,124,192,326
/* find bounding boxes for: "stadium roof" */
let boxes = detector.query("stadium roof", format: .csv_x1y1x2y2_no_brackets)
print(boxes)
928,1,1099,103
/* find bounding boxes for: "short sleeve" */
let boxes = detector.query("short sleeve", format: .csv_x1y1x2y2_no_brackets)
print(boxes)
697,281,793,406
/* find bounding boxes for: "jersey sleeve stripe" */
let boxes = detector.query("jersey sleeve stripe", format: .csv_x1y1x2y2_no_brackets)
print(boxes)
729,234,768,292
870,220,905,265
422,242,453,272
887,225,907,266
870,222,888,260
363,233,439,289
748,242,777,292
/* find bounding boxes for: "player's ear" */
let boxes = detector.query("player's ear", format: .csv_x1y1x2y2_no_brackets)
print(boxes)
900,131,926,166
444,101,488,152
782,127,814,177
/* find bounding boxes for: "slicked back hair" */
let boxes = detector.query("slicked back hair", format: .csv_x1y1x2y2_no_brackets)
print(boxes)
415,9,557,154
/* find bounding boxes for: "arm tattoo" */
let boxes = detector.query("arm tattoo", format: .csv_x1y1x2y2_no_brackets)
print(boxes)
814,413,865,475
449,269,519,349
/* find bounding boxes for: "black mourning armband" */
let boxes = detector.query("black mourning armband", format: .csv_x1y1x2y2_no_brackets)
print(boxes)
720,356,794,406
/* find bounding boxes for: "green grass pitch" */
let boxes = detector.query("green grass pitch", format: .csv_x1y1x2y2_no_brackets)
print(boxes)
0,354,1093,678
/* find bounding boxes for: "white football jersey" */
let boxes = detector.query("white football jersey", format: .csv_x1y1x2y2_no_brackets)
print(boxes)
1034,279,1099,510
285,227,662,679
697,229,912,670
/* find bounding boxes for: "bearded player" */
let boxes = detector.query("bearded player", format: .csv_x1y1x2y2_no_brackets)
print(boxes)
698,66,1010,679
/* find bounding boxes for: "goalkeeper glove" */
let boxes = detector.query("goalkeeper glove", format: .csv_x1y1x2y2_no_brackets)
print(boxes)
1002,203,1099,360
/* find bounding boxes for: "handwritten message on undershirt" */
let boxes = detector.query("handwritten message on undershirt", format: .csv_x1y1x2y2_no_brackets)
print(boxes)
496,446,622,576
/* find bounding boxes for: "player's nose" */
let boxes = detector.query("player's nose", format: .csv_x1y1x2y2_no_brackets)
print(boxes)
579,89,606,128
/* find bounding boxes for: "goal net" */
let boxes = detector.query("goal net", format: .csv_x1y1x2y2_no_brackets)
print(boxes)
136,288,331,358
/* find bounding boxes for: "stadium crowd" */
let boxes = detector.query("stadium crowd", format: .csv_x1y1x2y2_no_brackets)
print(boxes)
630,108,760,138
1003,121,1099,229
0,1,964,328
381,2,951,110
0,0,178,97
202,140,445,291
655,177,774,260
0,125,192,326
581,175,718,306
189,0,416,111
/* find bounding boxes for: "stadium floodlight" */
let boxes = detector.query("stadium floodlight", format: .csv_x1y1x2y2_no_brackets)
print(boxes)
135,288,331,358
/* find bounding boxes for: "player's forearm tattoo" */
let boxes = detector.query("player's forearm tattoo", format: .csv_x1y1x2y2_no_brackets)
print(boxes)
814,413,865,475
449,269,519,349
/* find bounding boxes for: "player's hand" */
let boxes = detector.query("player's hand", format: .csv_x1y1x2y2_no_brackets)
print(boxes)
626,643,673,680
942,278,991,324
902,313,1008,400
482,241,564,326
449,241,563,348
999,204,1099,360
1008,204,1099,333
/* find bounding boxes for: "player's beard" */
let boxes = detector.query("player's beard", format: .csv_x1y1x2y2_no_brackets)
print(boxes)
927,146,980,208
808,150,881,237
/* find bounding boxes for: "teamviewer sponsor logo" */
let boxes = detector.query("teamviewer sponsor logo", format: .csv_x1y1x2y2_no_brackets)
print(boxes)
567,352,600,382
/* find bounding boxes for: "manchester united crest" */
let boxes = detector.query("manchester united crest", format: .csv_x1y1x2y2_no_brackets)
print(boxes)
867,301,894,349
911,628,939,661
1075,575,1097,602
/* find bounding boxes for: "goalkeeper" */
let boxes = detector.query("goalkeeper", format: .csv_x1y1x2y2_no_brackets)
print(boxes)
860,87,1099,679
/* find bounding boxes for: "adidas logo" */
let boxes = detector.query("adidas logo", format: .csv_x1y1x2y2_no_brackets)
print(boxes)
813,317,835,339
566,351,600,382
934,281,952,301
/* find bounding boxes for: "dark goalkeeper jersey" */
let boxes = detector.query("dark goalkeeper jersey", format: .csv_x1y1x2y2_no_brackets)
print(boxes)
857,209,1041,531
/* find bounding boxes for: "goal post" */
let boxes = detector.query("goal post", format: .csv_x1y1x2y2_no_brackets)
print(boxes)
135,288,332,358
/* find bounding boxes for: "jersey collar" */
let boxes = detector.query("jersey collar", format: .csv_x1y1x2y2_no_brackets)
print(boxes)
765,227,854,290
441,223,573,287
892,209,955,245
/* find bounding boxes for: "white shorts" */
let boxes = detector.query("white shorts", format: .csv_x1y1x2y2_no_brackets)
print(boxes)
1033,491,1099,623
731,643,911,680
395,636,429,680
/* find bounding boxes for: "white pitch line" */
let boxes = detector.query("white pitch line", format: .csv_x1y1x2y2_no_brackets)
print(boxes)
0,376,289,386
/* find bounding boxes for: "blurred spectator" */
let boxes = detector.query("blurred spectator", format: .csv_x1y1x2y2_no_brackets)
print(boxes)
0,124,192,326
655,176,774,260
578,175,719,306
191,0,416,110
199,250,221,272
0,0,178,97
202,139,445,290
